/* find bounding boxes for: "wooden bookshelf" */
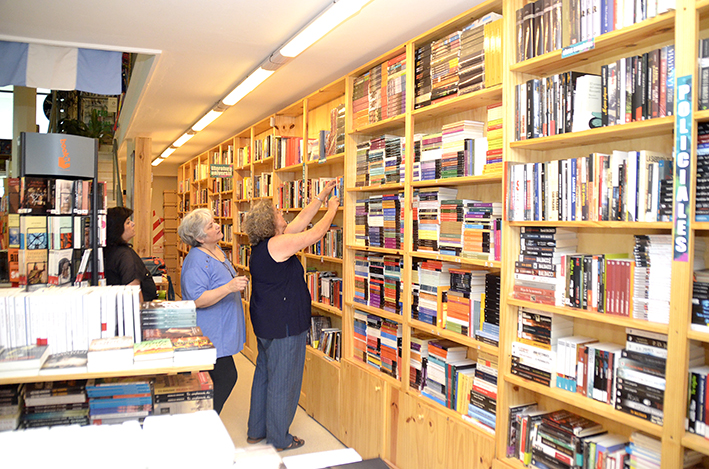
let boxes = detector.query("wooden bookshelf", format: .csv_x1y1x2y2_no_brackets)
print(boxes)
172,0,709,467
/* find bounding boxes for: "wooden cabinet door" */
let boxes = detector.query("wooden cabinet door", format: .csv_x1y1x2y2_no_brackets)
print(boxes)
339,360,387,459
389,390,495,469
300,347,341,439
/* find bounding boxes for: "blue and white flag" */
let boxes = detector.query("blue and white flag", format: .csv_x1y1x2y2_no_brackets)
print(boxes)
0,40,122,95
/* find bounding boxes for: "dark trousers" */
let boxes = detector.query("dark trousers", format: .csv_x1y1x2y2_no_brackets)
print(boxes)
209,355,237,414
247,330,307,449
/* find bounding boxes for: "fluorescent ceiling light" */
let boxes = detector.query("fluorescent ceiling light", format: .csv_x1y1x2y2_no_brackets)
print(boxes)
222,68,274,106
161,147,176,158
173,132,195,148
280,0,371,57
192,109,223,132
151,157,166,166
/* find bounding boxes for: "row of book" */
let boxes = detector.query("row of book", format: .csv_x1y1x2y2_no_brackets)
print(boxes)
214,199,232,218
411,260,501,345
0,288,203,356
506,150,673,222
352,53,407,129
511,307,685,427
304,225,343,259
6,177,107,217
11,245,98,287
697,122,709,221
412,121,487,181
272,136,303,170
354,135,405,188
353,192,404,250
353,310,402,379
515,46,674,142
212,176,233,194
305,270,342,310
414,14,502,109
412,186,502,260
516,0,673,62
0,372,214,431
305,105,345,160
307,316,341,362
409,336,499,434
210,145,234,165
252,172,273,199
277,176,344,210
353,252,403,316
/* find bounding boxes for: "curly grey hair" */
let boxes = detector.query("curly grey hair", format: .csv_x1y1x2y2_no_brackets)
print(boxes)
178,208,212,247
243,200,277,246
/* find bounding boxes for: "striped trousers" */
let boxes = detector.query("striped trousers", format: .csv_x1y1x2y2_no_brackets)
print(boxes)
247,330,307,449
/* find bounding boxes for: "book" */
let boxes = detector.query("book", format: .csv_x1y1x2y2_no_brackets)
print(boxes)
20,177,49,214
0,345,50,372
171,336,217,366
39,350,88,375
87,336,134,372
133,338,174,361
142,326,204,340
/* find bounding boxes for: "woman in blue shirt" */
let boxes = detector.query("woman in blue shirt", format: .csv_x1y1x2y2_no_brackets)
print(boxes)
243,180,339,451
178,208,248,414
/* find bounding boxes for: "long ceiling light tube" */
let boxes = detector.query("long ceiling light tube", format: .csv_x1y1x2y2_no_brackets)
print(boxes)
156,0,372,162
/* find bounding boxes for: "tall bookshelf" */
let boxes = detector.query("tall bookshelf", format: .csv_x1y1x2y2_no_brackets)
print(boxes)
174,0,709,467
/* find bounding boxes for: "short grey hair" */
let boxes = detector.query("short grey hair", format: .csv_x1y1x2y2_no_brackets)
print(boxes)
244,200,277,246
178,208,212,247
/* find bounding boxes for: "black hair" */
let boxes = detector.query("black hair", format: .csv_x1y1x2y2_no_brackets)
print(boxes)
106,206,134,247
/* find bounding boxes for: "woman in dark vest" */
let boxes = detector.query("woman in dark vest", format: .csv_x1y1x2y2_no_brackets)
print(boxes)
243,180,338,451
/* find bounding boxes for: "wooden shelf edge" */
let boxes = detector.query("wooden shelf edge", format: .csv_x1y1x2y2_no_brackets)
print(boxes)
0,364,215,385
507,220,672,229
409,318,499,355
347,301,404,322
306,346,341,368
504,373,663,437
407,388,497,439
410,251,501,269
681,432,709,456
302,253,344,264
311,301,343,316
506,298,670,334
341,357,402,389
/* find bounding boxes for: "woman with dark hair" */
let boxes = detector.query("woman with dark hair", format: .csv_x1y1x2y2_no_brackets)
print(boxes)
243,180,339,451
104,206,157,302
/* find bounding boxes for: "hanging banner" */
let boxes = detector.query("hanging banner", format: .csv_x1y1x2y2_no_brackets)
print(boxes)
674,75,692,262
210,164,233,178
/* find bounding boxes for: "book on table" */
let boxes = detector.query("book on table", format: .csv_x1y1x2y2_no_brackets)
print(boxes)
170,336,217,366
87,336,134,372
39,350,88,375
0,345,50,375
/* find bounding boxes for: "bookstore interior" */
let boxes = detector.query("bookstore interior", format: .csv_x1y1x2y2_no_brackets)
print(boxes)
7,0,709,467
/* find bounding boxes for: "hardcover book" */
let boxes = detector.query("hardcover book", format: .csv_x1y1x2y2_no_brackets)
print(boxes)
39,350,88,375
20,177,48,214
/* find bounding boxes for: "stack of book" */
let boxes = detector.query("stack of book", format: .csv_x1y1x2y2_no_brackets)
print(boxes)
21,380,88,429
441,120,485,179
368,62,384,125
444,267,486,337
355,142,370,187
465,350,498,434
414,43,432,109
692,268,709,332
171,336,217,367
484,102,503,175
87,336,134,372
418,132,443,181
385,52,406,119
354,197,369,246
381,192,402,249
615,328,667,425
412,260,450,326
352,72,369,129
430,31,460,105
316,327,341,361
86,377,153,425
409,334,430,391
513,227,578,307
382,255,403,315
379,319,402,379
511,308,572,387
367,254,385,310
367,195,383,248
421,339,467,407
133,338,174,368
698,122,709,221
0,384,21,431
140,301,197,340
477,273,501,346
352,310,368,365
412,187,458,252
461,201,502,261
353,251,369,305
530,410,608,469
632,234,673,323
153,371,214,415
0,344,50,378
458,21,486,96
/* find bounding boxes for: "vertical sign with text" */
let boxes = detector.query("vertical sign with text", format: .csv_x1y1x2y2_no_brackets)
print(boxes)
674,75,692,262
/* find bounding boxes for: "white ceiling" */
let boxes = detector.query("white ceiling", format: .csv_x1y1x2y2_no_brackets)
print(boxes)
0,0,485,174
